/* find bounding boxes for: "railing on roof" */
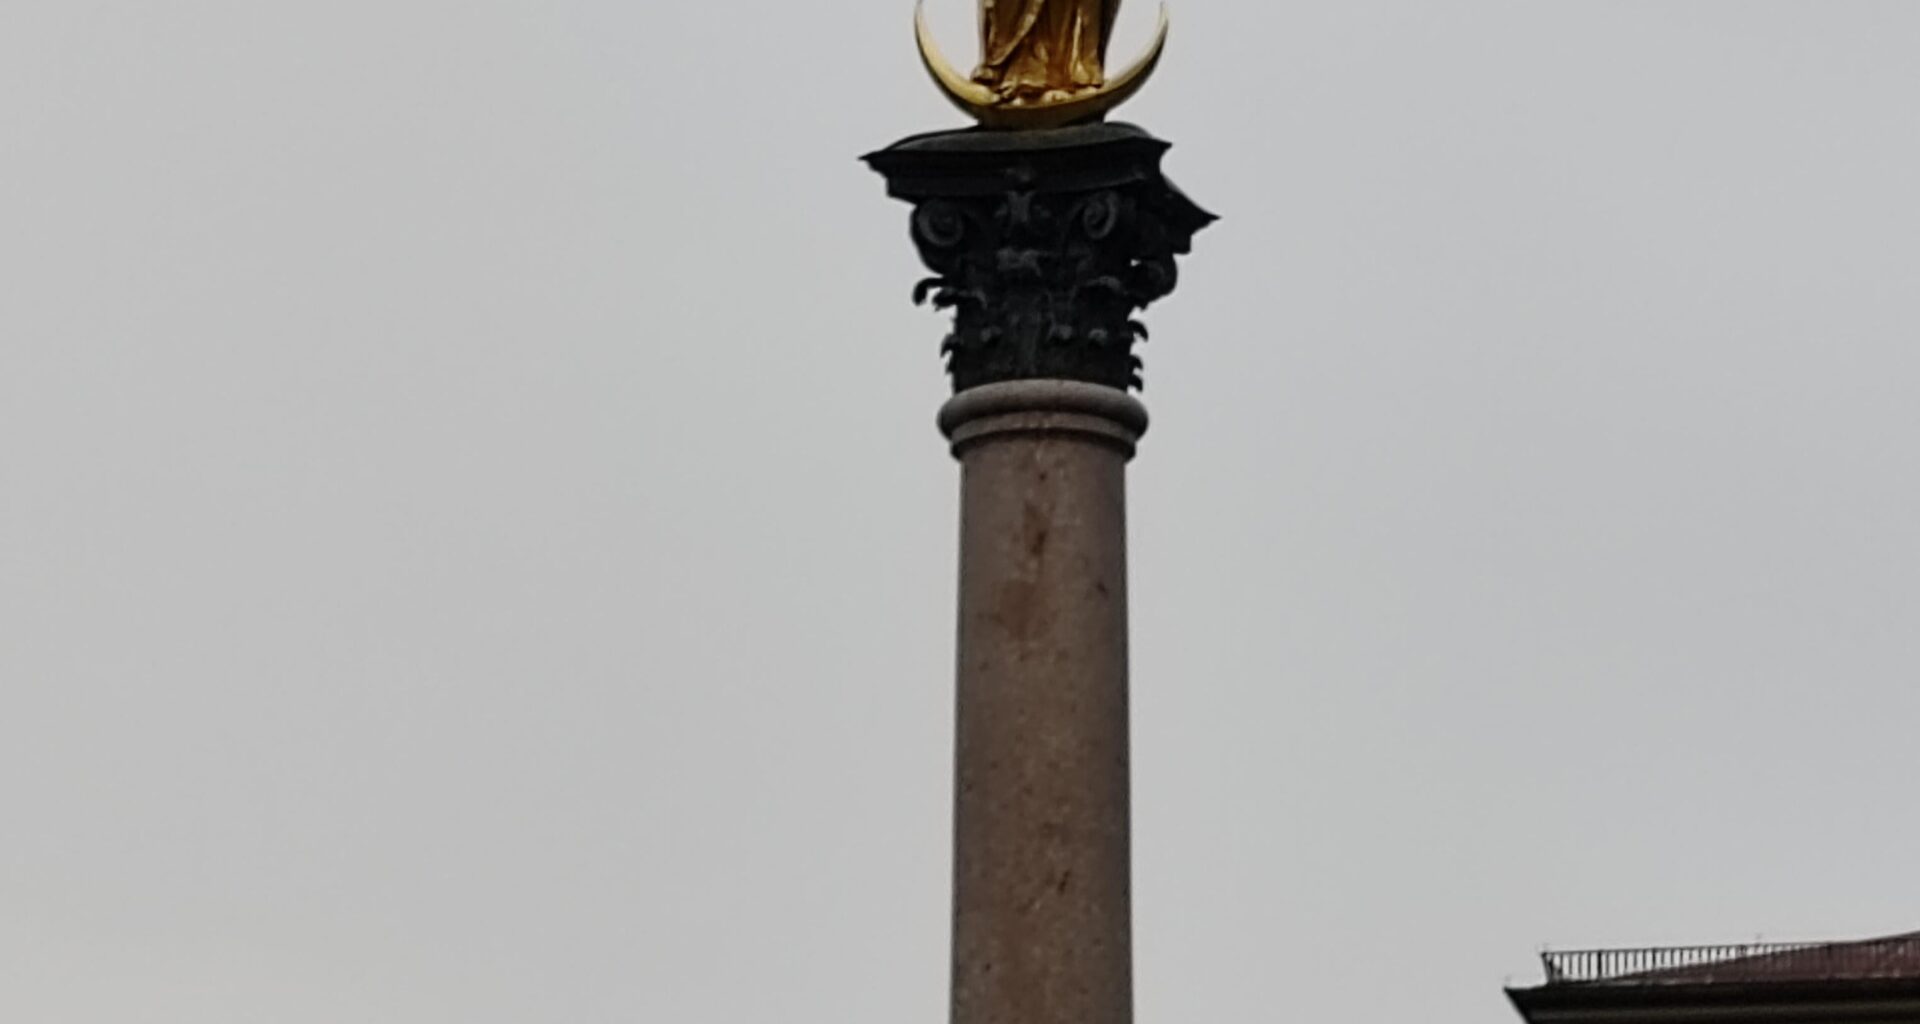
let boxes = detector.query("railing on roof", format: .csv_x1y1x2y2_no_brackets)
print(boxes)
1541,942,1827,985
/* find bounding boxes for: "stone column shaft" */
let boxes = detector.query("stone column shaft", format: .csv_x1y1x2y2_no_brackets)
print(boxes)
942,382,1148,1024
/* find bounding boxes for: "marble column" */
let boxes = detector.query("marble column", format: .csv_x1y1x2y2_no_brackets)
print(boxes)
940,380,1147,1024
867,121,1211,1024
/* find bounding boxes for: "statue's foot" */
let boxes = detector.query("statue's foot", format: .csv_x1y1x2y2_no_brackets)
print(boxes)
1038,86,1099,103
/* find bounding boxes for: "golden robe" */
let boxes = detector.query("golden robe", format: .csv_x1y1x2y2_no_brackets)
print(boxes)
974,0,1119,101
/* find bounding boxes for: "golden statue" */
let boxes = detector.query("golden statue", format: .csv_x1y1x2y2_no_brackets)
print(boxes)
977,0,1118,102
915,0,1170,130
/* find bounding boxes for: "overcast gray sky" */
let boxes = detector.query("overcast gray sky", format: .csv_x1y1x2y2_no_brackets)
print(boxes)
4,1,1920,1021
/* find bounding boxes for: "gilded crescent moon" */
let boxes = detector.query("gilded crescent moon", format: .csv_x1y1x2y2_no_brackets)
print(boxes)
914,0,1170,130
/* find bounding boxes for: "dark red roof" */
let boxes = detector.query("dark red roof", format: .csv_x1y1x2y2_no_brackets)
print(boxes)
1624,932,1920,985
1541,932,1920,987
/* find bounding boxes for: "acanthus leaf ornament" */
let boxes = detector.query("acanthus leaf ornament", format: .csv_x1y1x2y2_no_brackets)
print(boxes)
865,124,1216,392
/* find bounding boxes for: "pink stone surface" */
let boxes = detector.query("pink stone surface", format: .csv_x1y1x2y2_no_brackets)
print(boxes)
942,381,1146,1024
